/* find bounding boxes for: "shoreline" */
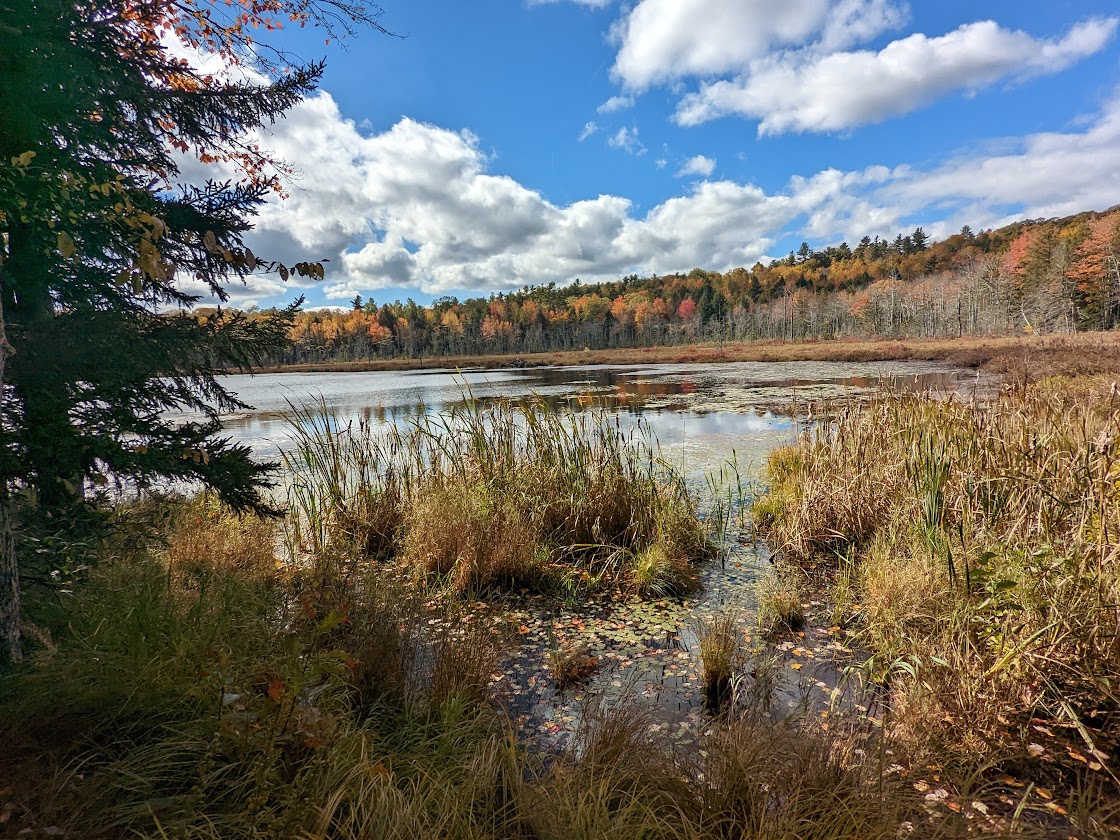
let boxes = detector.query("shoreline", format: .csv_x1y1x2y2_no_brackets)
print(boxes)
247,331,1120,378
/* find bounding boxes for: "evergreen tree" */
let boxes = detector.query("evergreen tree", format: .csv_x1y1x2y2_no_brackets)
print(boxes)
0,0,382,661
911,226,929,252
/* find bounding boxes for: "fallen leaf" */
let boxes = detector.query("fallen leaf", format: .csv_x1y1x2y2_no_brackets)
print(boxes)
267,677,285,703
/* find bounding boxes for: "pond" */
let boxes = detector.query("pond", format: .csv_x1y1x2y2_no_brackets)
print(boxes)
209,359,991,745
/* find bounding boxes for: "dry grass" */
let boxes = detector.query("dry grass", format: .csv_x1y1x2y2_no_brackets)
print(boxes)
755,568,806,635
285,395,713,598
254,330,1120,378
3,493,1110,837
546,639,600,690
695,611,744,710
164,493,278,583
401,479,546,592
752,375,1120,795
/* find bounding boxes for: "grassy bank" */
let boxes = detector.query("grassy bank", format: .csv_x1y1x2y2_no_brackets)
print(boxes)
4,508,960,837
753,375,1120,812
256,331,1120,379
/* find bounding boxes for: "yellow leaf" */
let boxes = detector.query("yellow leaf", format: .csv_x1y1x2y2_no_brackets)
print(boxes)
57,231,77,258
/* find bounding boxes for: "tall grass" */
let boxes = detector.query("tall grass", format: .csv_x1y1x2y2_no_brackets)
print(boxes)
283,395,713,596
752,376,1120,792
0,495,987,839
694,611,744,709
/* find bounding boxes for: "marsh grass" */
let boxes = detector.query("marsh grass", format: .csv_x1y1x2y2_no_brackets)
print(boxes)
755,568,806,634
752,376,1120,795
284,395,713,597
0,494,1064,838
695,611,744,710
547,638,600,690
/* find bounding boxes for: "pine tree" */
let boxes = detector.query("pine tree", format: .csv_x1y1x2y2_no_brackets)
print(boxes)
0,0,383,662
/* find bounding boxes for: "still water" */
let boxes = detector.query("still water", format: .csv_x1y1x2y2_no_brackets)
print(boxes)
210,359,988,484
210,360,989,742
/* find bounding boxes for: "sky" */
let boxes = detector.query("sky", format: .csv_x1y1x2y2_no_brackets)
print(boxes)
178,0,1120,311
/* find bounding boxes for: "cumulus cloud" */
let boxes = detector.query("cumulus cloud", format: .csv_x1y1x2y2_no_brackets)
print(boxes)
578,120,598,141
181,66,1120,303
609,0,909,90
676,155,716,177
610,0,834,90
604,0,1113,134
676,17,1118,132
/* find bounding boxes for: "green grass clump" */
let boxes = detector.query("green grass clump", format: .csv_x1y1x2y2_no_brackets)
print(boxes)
285,396,713,597
695,611,744,709
755,569,805,634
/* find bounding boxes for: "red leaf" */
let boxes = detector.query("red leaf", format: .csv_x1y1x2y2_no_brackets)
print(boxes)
267,677,285,703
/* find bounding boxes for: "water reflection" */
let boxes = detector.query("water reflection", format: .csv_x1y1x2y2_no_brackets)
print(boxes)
192,360,989,481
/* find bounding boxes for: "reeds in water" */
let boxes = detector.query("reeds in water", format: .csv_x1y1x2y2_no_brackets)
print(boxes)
283,395,713,596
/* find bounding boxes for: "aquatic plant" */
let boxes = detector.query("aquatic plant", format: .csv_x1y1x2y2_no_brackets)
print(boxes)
694,610,743,710
283,394,713,597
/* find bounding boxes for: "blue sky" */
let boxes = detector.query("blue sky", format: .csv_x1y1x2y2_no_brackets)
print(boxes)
180,0,1120,310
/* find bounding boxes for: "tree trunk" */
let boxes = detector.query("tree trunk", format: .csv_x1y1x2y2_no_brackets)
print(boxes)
0,259,21,664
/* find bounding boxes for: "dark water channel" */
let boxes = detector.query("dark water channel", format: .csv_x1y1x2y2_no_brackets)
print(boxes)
207,360,991,745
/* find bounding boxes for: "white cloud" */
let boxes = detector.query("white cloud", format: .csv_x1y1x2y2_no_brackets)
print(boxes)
676,18,1118,133
578,120,599,141
818,0,909,51
180,70,1120,302
528,0,613,7
604,1,1113,134
676,155,716,177
610,0,834,90
597,94,634,113
607,126,646,155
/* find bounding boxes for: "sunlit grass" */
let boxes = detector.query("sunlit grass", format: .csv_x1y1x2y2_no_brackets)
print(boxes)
753,376,1120,789
0,495,967,839
283,394,713,597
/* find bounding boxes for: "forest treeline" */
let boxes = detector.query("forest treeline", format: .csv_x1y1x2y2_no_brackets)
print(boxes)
231,206,1120,364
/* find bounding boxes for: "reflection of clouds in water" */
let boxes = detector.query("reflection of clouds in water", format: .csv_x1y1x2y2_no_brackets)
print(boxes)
642,409,790,438
187,360,980,475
